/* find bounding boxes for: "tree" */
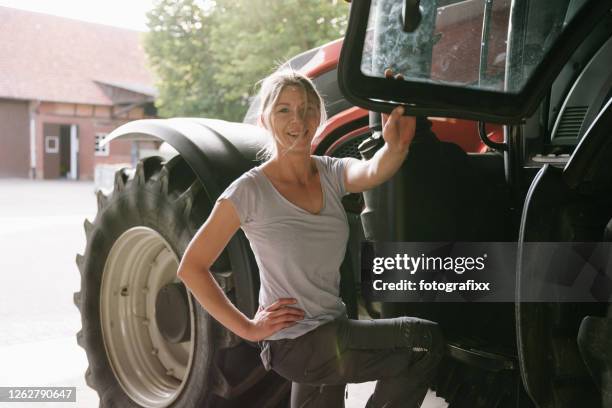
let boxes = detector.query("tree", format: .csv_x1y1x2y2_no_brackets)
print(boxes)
144,0,349,121
144,0,230,118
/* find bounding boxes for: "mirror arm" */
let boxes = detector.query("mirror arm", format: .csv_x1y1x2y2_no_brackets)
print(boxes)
401,0,422,32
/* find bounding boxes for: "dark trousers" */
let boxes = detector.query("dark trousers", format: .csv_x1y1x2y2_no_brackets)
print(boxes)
260,316,445,408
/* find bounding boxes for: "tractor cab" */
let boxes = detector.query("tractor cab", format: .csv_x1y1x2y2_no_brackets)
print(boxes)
339,0,612,406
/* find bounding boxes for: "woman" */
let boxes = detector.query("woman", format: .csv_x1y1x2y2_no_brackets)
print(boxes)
177,70,444,407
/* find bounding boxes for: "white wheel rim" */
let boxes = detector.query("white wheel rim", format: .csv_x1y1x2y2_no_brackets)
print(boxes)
100,227,194,407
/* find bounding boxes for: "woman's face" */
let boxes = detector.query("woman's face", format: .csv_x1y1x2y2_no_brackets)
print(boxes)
267,85,320,154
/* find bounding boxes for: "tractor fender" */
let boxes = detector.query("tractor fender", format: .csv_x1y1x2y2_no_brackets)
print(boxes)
103,118,268,196
103,117,270,316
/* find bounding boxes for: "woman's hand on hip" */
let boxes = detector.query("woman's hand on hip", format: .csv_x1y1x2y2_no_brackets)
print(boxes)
245,298,305,342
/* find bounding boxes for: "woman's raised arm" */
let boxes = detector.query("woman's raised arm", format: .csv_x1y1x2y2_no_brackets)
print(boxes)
344,106,416,193
177,199,304,342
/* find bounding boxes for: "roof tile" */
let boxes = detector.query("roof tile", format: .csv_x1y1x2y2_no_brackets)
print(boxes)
0,6,156,105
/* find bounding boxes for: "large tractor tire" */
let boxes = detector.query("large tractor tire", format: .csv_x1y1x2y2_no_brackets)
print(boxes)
74,155,290,407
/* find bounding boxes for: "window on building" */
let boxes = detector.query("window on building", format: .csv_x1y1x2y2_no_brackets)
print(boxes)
45,136,59,153
95,133,110,156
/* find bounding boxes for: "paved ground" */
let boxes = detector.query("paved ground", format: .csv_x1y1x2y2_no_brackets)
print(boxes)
0,179,99,408
0,178,447,408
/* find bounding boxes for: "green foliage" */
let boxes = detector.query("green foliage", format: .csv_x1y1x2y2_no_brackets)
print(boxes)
143,1,222,118
144,0,349,121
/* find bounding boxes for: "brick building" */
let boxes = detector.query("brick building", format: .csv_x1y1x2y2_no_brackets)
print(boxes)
0,6,158,180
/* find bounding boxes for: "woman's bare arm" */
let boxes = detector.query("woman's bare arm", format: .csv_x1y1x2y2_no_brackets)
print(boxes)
177,199,304,342
344,106,416,193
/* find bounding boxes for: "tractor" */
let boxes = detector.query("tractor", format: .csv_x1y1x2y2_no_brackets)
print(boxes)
75,0,612,406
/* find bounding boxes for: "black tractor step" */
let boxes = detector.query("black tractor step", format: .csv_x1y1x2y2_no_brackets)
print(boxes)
446,343,517,372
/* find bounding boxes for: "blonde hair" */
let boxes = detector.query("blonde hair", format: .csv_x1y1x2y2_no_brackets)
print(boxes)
256,69,327,161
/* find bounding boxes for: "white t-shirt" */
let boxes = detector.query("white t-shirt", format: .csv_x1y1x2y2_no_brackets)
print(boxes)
217,155,352,340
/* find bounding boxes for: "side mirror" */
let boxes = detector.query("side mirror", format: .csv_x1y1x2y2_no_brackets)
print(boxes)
401,0,422,32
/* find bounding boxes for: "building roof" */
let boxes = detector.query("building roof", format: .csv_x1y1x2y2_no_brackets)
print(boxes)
0,6,156,106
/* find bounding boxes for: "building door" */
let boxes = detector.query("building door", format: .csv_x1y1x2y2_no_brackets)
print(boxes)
42,123,77,179
59,125,71,178
43,123,60,179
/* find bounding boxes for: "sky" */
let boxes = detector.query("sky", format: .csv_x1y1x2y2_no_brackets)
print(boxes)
0,0,157,31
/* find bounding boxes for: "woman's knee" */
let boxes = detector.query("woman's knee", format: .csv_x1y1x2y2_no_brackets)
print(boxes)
397,317,445,364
